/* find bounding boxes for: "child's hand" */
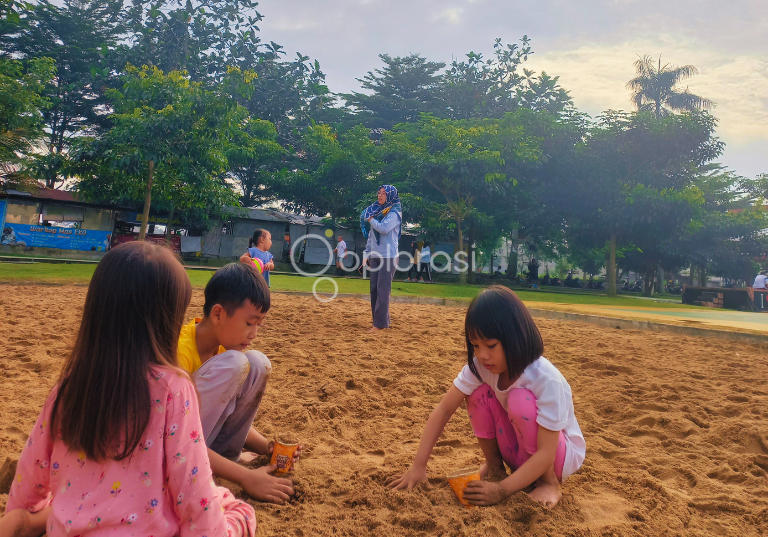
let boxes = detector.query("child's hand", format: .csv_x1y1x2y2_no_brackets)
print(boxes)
267,441,303,465
462,480,509,506
387,466,430,491
240,465,294,504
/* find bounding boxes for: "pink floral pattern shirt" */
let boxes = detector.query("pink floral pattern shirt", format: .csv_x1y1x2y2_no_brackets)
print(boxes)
7,367,256,537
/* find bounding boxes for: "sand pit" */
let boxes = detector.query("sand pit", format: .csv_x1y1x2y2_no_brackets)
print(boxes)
1,283,768,536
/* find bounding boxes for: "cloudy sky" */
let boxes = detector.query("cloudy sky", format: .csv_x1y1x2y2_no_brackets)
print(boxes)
256,0,767,178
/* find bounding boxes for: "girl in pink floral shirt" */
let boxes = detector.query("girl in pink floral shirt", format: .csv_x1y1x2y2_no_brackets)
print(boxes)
1,242,257,537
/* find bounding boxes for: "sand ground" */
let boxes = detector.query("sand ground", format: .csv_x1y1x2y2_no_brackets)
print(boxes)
1,284,767,536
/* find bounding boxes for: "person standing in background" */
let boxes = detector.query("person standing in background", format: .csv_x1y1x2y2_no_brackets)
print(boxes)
419,241,433,283
361,185,403,331
333,235,347,276
240,229,275,287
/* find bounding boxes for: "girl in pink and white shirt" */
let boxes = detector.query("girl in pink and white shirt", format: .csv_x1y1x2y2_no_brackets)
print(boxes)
389,285,585,509
1,241,257,537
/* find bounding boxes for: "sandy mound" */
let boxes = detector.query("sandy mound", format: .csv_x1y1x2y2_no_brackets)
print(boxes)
1,284,767,536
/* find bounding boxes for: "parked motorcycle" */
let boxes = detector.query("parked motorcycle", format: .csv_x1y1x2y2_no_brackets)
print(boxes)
564,272,581,288
587,278,605,290
665,282,683,294
621,279,643,292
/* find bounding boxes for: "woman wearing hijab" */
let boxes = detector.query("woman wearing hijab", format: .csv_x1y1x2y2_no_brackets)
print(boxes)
361,185,402,331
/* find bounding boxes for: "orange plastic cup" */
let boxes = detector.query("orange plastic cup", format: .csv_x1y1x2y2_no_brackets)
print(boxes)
270,439,299,475
447,468,481,508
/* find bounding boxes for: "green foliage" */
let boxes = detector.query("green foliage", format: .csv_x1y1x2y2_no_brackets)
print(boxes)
627,55,714,119
226,117,284,207
342,53,446,129
0,55,54,172
275,123,379,226
73,65,257,228
341,38,574,129
0,0,124,186
229,46,337,144
123,0,262,83
382,112,541,282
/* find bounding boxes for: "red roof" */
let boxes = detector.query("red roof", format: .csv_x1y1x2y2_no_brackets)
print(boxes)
1,186,121,207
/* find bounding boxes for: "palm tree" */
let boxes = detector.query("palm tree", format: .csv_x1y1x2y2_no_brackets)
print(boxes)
627,55,714,296
626,55,714,120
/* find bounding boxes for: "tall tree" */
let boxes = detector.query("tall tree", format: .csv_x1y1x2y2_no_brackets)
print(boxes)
73,65,252,238
342,53,445,129
123,0,262,83
226,117,284,207
0,0,124,187
230,45,336,146
440,37,531,120
559,110,723,296
0,56,54,180
675,168,768,284
384,113,539,283
275,124,378,227
626,54,714,291
626,55,714,120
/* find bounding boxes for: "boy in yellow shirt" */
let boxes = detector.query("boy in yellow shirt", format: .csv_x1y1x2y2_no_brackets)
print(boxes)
178,262,300,504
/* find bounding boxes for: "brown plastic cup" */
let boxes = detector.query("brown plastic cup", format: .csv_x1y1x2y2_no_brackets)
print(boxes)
270,439,299,475
447,468,481,508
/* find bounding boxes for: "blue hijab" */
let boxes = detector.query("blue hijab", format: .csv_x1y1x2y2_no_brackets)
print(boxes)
361,184,402,245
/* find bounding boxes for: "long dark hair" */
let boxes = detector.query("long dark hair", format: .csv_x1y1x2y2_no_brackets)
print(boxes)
465,285,543,382
50,241,192,461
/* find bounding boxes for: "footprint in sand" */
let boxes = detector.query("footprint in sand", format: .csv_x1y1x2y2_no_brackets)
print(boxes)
5,427,27,441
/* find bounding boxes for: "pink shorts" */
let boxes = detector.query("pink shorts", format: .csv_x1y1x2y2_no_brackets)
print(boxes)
466,384,567,481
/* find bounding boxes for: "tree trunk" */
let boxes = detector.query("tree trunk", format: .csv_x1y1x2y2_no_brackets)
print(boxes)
699,266,707,288
656,264,664,293
165,203,175,245
138,160,155,241
457,220,467,285
467,224,475,284
607,233,617,296
643,266,655,297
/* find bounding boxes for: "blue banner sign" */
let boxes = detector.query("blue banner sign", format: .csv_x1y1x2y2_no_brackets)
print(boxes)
0,223,111,251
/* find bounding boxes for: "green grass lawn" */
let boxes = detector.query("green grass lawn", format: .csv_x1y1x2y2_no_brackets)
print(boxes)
0,261,691,310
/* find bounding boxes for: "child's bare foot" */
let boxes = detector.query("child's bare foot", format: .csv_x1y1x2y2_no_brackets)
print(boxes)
239,451,259,463
527,466,562,508
528,481,561,508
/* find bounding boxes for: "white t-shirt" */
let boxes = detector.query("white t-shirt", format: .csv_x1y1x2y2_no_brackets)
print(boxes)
453,356,586,480
337,240,347,258
753,274,767,289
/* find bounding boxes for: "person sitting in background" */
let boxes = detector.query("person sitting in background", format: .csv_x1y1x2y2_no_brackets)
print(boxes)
753,270,767,289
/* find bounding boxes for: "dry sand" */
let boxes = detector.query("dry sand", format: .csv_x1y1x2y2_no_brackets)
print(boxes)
1,284,767,536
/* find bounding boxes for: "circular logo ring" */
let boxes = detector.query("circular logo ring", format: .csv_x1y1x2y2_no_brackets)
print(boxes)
312,276,339,303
